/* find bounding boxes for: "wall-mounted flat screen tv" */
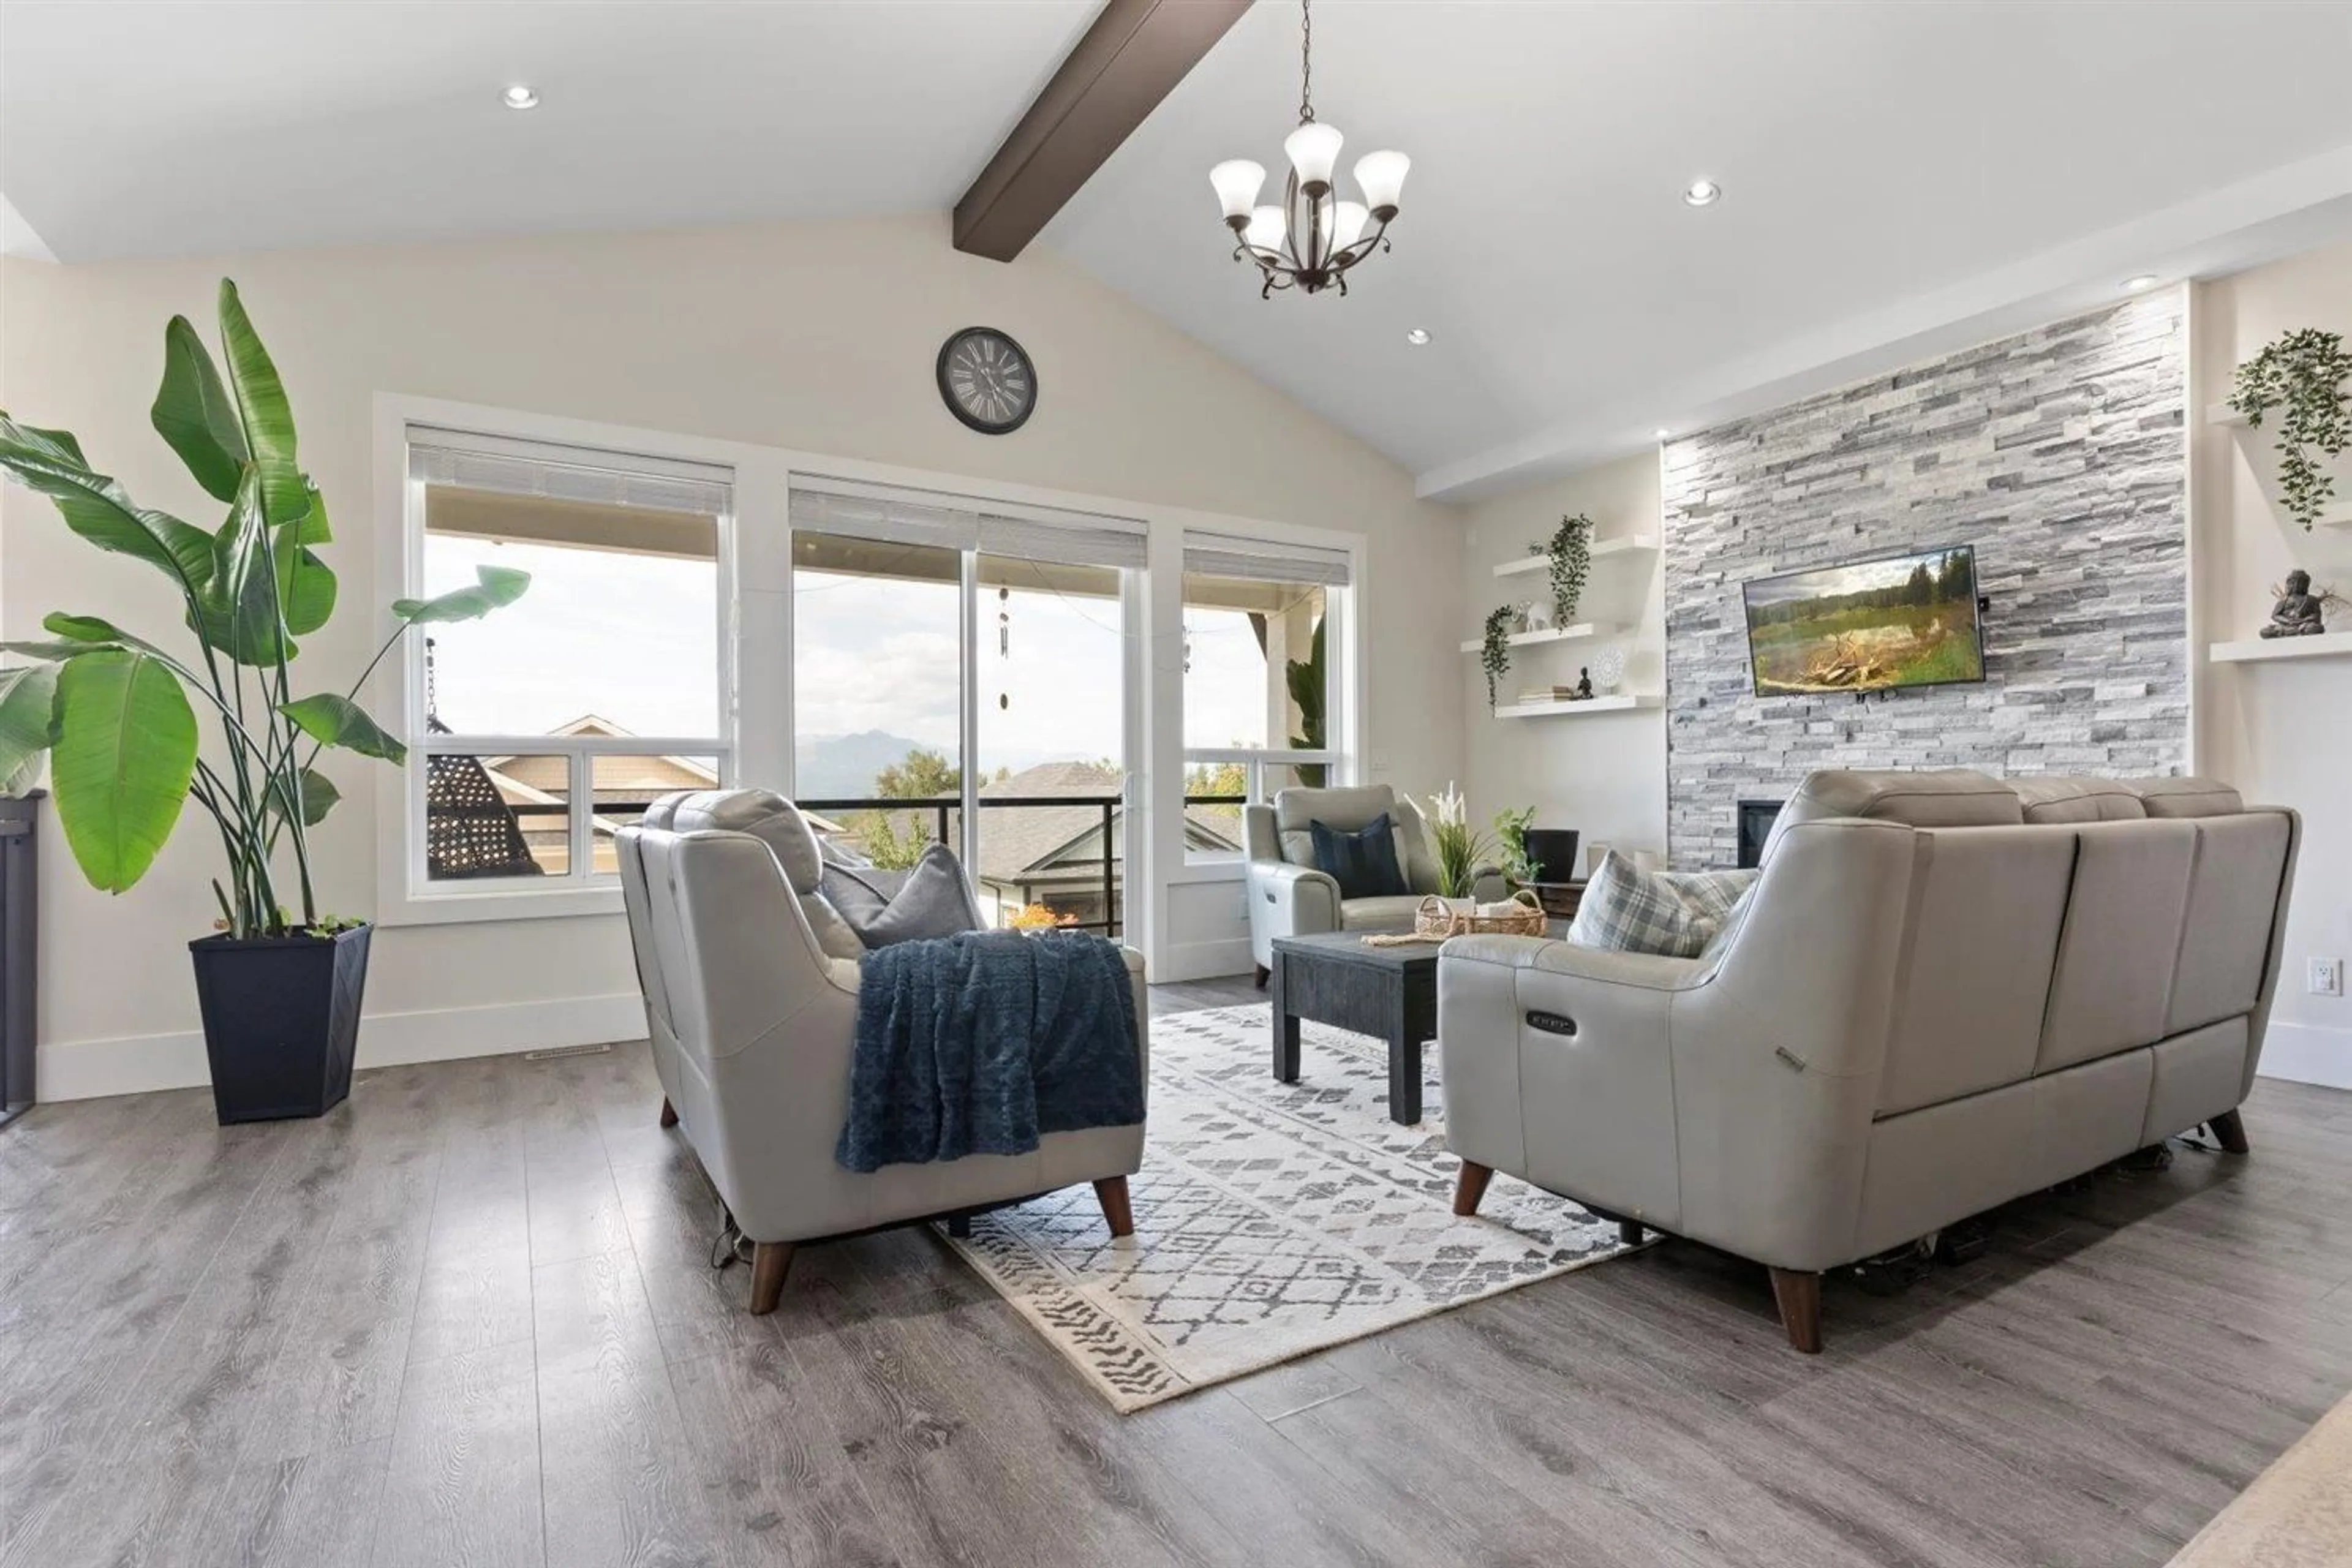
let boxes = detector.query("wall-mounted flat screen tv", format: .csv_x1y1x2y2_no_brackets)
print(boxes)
1742,545,1985,696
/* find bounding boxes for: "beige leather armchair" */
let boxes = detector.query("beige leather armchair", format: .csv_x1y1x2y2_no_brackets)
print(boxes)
617,790,1147,1313
1245,784,1501,980
1439,770,2299,1352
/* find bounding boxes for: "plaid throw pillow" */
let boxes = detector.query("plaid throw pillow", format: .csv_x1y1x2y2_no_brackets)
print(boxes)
1567,855,1759,959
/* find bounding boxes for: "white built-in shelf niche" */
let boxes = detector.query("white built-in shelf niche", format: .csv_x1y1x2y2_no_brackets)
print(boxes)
2208,630,2352,666
1457,622,1619,654
1493,694,1663,720
1492,535,1660,578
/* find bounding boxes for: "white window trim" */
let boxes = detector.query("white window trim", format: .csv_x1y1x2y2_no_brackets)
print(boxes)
374,401,739,926
371,392,1372,976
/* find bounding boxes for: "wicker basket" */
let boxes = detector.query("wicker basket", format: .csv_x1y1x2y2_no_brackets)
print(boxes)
1412,889,1547,940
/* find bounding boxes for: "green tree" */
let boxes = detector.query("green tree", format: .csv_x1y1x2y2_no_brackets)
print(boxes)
874,747,959,799
1286,616,1327,788
857,809,935,870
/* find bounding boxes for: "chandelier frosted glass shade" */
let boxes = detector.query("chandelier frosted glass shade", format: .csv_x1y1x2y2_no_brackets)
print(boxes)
1283,121,1344,188
1209,160,1267,222
1352,149,1410,217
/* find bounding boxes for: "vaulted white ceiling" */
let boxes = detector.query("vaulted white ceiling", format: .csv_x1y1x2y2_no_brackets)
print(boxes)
0,0,1095,257
6,0,2350,501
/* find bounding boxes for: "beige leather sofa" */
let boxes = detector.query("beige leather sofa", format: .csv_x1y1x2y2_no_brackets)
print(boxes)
617,790,1147,1313
1439,769,2299,1352
1245,784,1500,979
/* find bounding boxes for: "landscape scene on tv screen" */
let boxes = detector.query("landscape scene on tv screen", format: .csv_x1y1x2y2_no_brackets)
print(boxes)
1743,545,1984,696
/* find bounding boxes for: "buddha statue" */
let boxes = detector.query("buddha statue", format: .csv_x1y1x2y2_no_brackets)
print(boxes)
2261,570,2328,638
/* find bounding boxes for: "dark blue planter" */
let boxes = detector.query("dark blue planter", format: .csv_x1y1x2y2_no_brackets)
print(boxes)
189,923,372,1125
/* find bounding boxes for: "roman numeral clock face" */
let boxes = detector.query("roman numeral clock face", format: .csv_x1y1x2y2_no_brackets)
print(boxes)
937,327,1036,434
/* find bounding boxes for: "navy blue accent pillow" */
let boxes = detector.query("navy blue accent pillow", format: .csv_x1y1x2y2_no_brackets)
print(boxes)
1309,813,1409,900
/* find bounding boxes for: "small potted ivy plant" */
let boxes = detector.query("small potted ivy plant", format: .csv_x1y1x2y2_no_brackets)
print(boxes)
0,281,530,1123
2231,328,2351,532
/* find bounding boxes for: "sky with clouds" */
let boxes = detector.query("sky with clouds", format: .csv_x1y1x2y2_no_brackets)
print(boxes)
421,537,1278,772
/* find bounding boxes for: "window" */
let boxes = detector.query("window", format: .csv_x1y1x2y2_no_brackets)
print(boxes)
403,428,733,901
790,481,1142,932
1182,532,1349,855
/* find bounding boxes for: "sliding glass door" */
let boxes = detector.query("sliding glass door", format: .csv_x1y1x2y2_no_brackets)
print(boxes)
788,483,1141,935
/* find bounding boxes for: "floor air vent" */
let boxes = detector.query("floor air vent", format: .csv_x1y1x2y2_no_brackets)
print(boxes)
523,1042,616,1063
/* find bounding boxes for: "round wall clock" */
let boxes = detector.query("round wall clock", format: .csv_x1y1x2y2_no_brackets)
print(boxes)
936,326,1037,434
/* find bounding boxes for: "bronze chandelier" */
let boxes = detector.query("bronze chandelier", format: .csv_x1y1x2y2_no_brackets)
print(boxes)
1208,0,1410,298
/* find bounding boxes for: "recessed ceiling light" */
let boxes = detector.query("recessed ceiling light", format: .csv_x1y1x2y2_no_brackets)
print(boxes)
1682,179,1721,208
502,85,540,110
1654,428,1672,440
1406,328,1431,345
2122,274,2160,292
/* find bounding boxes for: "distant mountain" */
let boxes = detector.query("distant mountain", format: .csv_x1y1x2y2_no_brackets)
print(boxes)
795,730,939,801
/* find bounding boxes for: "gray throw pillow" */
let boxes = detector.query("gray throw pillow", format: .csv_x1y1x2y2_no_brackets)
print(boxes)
1568,854,1758,959
832,844,979,949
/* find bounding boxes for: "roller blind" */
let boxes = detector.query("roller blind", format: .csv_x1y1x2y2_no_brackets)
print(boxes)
790,478,1145,570
407,425,733,517
1181,529,1352,587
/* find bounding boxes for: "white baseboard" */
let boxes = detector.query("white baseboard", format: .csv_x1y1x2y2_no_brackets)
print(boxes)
2256,1020,2352,1093
36,992,648,1102
1153,937,1256,986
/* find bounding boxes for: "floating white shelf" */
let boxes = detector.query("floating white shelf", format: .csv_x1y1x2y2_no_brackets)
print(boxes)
2209,631,2352,665
1494,535,1659,579
1492,693,1662,718
2205,402,2249,428
1458,622,1621,654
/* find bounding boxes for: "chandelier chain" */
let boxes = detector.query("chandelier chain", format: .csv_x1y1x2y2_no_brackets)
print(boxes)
1297,0,1314,124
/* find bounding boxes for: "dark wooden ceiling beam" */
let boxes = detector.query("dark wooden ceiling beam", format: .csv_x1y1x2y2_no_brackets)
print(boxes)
954,0,1254,262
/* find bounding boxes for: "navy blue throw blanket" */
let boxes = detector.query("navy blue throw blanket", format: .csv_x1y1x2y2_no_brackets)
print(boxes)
836,929,1143,1174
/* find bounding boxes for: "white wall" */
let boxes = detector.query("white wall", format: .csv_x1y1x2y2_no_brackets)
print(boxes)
2192,243,2352,1089
1458,451,1669,872
0,214,1466,1096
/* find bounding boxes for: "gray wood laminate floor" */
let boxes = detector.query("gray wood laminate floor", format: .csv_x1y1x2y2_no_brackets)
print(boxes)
6,976,2351,1568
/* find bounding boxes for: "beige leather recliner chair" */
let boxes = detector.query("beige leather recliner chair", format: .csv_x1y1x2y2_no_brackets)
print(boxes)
1438,769,2299,1352
1245,784,1502,980
616,790,1147,1314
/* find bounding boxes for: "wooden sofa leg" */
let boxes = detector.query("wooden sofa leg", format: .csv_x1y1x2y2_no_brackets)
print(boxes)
1453,1161,1494,1217
1769,1268,1823,1354
1093,1176,1135,1238
2210,1109,2251,1155
658,1096,678,1128
748,1242,794,1315
1254,964,1270,989
1618,1219,1645,1246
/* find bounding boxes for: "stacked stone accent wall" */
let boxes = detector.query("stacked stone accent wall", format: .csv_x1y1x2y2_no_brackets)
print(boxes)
1662,295,2188,865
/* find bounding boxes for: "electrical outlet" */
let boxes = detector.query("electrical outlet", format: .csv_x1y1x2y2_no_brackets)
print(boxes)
2310,957,2345,998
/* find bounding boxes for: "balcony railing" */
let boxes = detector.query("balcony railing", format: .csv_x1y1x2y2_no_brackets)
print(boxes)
804,794,1134,936
447,791,1256,932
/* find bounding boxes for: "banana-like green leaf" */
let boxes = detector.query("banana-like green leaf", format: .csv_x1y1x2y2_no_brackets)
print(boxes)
281,693,405,764
285,490,331,546
216,281,306,526
151,315,248,503
0,664,61,793
42,612,131,644
2,639,118,660
50,650,197,893
392,565,532,624
275,521,336,636
190,468,292,666
261,765,341,831
0,413,214,592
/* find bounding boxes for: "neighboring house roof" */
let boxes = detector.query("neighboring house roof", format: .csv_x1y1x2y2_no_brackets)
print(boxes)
485,715,719,804
968,761,1242,886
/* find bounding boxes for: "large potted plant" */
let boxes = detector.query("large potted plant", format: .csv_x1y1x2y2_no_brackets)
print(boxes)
0,280,528,1123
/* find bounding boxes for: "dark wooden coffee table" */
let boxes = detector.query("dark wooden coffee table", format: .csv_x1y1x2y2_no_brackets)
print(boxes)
1272,924,1570,1123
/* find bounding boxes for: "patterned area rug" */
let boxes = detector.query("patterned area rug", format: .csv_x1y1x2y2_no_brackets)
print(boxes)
941,1003,1645,1411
